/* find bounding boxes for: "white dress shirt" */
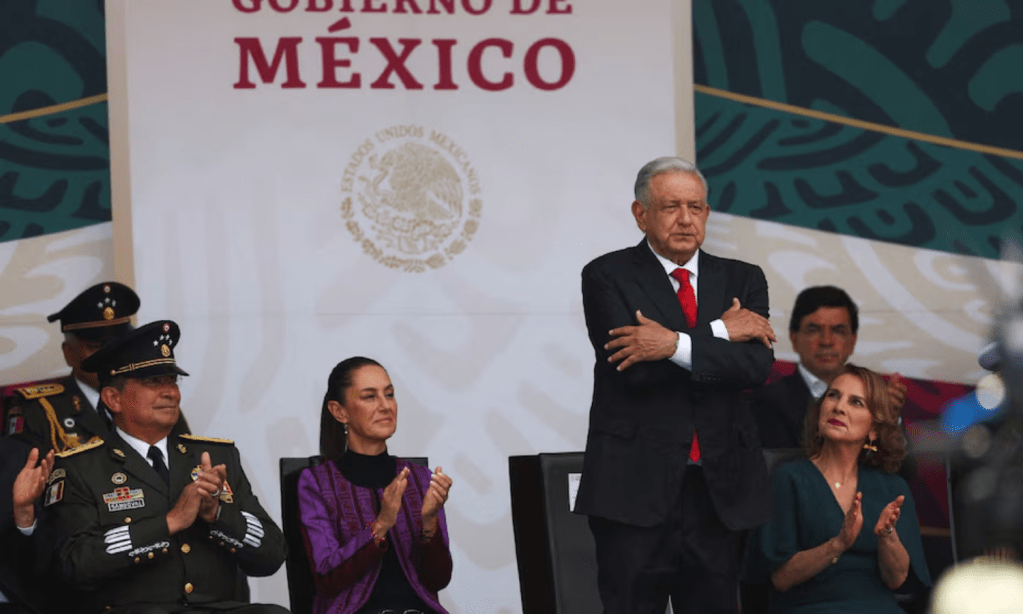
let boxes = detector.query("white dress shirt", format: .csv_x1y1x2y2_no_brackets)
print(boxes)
646,242,730,371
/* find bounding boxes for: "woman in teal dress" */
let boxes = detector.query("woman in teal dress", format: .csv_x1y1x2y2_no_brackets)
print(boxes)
756,364,931,613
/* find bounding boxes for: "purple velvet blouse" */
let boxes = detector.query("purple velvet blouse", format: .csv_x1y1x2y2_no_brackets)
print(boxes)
297,458,452,614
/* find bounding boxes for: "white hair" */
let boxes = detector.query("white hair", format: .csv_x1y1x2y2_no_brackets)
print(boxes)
633,157,709,209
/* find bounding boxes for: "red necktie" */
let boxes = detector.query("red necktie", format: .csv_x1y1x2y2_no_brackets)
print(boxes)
670,268,701,463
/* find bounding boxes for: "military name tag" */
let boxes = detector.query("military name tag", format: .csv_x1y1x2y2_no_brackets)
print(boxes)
104,487,146,512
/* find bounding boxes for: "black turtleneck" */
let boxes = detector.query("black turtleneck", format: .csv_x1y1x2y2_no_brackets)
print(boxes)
335,449,432,614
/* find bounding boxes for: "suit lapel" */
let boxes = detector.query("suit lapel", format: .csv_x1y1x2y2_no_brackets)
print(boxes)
697,251,726,326
108,432,168,495
630,240,688,328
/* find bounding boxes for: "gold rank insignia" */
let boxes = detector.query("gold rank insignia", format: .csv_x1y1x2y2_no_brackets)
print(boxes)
55,439,103,458
177,444,187,454
103,306,115,320
112,448,126,458
48,468,66,484
179,434,234,444
15,383,65,400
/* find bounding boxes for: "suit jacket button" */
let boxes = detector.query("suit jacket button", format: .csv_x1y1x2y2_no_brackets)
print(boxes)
184,583,194,594
181,543,191,554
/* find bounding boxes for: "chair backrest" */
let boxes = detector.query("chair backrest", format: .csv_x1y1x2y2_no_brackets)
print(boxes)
279,455,429,614
509,452,602,614
740,448,807,614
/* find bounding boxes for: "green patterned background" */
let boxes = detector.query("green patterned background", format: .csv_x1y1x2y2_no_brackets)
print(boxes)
0,0,110,243
693,0,1023,260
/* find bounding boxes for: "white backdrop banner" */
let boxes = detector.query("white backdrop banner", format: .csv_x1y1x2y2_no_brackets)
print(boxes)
110,0,688,610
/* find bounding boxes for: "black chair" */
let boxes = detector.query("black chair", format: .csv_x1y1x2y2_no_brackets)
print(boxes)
739,448,806,614
279,455,428,614
509,452,602,614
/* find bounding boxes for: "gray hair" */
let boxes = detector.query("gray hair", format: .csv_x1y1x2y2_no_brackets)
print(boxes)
634,157,709,209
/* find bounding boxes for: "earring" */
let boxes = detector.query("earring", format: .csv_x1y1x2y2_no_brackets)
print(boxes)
863,439,878,452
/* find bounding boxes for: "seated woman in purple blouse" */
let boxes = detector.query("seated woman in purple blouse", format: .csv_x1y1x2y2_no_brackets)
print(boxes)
298,356,454,614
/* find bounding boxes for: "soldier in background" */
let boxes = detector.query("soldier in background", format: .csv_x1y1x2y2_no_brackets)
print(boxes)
4,282,188,453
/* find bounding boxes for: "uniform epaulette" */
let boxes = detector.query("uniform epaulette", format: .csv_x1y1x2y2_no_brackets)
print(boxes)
15,383,65,400
179,434,234,445
55,438,104,458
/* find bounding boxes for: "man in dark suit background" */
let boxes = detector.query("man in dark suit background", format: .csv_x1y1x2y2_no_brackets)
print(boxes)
753,286,907,449
0,438,56,613
574,157,777,614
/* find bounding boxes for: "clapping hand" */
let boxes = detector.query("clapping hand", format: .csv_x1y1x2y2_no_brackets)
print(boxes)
13,448,54,529
887,374,907,412
874,495,904,539
371,467,410,541
422,466,453,539
195,451,227,523
836,492,863,551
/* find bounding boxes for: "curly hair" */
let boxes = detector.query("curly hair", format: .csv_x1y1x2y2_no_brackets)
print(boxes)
802,363,906,473
319,356,385,460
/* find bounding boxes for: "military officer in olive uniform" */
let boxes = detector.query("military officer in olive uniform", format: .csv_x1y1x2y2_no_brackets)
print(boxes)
4,282,140,452
49,320,288,614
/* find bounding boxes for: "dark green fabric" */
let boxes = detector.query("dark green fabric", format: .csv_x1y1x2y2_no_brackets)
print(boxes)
693,0,1023,259
0,0,110,243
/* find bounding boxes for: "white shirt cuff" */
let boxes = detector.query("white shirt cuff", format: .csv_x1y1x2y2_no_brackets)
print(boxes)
711,318,729,340
669,332,693,371
18,520,37,536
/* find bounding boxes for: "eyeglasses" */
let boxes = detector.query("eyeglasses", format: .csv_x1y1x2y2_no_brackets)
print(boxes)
137,374,181,388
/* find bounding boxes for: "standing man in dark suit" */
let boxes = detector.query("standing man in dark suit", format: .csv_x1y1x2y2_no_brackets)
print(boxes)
49,320,288,613
574,157,777,614
4,282,141,452
753,286,907,449
0,438,55,613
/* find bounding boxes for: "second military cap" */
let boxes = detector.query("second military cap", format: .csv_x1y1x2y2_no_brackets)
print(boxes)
47,282,140,341
81,320,190,383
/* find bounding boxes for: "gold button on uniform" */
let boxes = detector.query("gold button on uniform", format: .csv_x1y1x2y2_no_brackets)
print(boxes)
230,548,237,554
124,517,131,523
147,552,154,560
184,583,193,594
133,557,140,564
181,544,191,554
